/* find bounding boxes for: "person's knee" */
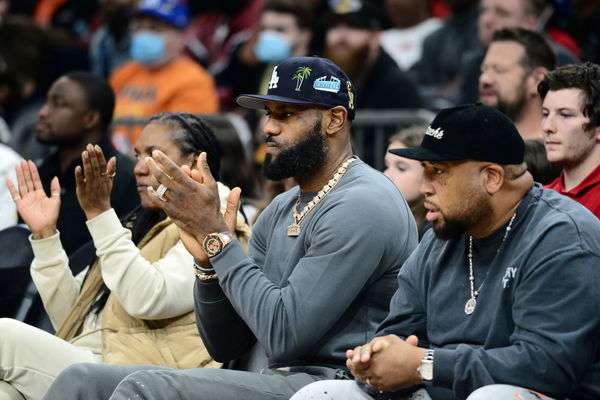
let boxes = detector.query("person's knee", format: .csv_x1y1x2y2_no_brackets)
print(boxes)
112,370,159,397
54,363,98,384
0,319,25,344
43,363,99,400
291,380,369,400
467,384,550,400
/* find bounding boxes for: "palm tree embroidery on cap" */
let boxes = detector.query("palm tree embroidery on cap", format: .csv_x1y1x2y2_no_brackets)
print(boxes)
293,66,312,92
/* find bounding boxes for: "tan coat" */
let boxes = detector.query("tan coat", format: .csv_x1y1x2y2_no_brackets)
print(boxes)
56,219,219,369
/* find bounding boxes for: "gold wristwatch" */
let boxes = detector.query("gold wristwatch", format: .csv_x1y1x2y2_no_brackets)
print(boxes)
203,232,234,257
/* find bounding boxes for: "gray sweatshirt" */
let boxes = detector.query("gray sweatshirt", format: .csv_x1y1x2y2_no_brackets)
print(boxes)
194,159,418,368
377,184,600,400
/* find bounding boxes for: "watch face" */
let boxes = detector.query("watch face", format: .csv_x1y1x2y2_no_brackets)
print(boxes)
204,235,223,256
418,362,433,381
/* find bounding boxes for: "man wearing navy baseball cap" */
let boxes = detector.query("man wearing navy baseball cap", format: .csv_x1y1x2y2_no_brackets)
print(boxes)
292,103,600,400
43,56,418,400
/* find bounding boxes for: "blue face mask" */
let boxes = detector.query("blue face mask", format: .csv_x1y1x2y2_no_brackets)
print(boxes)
130,31,166,64
254,31,292,63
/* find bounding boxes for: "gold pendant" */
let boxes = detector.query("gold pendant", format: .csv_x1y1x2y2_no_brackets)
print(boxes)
287,224,300,237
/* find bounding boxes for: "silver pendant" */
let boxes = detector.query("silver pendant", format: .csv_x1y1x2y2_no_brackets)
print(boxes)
464,297,477,315
287,224,300,237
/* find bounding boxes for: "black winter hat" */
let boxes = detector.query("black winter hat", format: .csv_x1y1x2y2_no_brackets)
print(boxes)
390,103,525,164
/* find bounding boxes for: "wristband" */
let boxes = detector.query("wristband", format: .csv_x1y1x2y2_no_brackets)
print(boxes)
193,259,214,273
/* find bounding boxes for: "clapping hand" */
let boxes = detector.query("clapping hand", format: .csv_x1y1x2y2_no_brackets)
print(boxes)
145,151,240,261
6,160,61,239
75,143,116,220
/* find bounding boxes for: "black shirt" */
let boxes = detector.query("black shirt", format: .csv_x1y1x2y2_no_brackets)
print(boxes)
37,137,139,256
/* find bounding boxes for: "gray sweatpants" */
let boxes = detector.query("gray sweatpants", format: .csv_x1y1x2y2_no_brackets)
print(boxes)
42,363,347,400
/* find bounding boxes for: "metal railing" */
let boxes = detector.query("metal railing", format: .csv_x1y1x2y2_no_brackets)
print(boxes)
352,109,436,170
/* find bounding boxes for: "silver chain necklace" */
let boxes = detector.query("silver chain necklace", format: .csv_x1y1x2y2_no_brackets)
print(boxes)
464,213,517,315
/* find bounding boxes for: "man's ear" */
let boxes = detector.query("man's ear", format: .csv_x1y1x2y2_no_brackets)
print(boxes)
528,67,547,96
83,110,101,130
324,106,347,136
481,164,504,195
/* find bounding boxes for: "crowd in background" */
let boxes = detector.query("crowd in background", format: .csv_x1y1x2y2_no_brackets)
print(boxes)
0,0,598,399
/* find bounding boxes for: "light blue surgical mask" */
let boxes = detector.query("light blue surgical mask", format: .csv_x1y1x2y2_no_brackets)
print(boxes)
130,31,166,64
254,30,292,63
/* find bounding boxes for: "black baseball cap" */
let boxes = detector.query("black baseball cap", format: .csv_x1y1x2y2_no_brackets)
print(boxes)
236,56,357,120
390,103,525,164
327,0,383,30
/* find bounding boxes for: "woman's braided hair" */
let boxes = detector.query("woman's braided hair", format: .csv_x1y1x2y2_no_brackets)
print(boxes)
148,112,221,180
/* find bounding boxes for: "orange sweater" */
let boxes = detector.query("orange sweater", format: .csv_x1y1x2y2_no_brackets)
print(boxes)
110,56,219,151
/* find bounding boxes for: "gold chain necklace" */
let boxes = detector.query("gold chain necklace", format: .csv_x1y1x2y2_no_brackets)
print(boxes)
287,156,356,237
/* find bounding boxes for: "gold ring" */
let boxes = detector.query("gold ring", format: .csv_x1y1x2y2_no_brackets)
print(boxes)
12,195,21,201
155,184,168,201
365,378,373,388
100,172,108,176
51,192,60,197
108,172,116,178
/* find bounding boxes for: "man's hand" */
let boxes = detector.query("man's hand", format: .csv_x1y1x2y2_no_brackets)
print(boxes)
75,144,115,220
347,335,426,392
146,151,240,258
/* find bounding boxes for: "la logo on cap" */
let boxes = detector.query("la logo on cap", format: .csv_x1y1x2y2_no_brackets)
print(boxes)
268,66,279,89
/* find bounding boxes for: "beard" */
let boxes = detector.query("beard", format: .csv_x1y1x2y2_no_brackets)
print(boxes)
496,81,528,122
324,41,369,81
431,186,492,240
262,120,327,181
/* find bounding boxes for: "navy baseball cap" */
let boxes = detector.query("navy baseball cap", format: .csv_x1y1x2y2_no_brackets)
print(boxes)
137,0,189,30
390,103,525,164
236,56,357,120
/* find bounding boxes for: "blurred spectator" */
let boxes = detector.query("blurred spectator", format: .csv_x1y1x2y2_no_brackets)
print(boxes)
459,0,579,104
0,142,20,230
215,0,313,111
539,62,600,218
0,0,9,20
324,0,422,110
324,0,422,165
479,28,555,139
380,0,442,71
36,71,139,255
410,0,480,107
523,137,561,184
185,0,265,72
0,15,87,126
565,0,600,63
384,126,431,239
10,0,97,44
110,0,219,154
89,0,137,78
210,116,261,224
